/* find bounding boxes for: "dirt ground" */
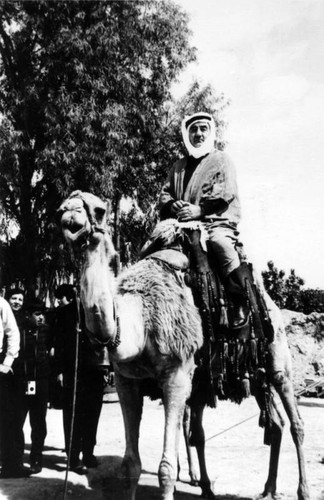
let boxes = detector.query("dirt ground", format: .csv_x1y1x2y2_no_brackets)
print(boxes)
0,392,323,500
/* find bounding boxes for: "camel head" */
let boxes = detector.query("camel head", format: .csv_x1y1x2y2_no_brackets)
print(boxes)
58,190,108,250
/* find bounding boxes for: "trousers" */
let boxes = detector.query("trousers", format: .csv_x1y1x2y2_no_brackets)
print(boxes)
62,369,105,463
205,222,240,277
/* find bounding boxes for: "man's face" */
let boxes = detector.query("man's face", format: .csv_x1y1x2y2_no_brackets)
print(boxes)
9,293,24,311
188,120,210,148
31,311,45,326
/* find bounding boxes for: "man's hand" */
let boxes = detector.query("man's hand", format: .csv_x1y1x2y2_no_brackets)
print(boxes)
177,202,202,221
170,200,186,216
0,364,13,375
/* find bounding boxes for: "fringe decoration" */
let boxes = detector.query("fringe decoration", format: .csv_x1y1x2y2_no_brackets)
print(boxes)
216,374,225,399
208,381,217,408
241,372,251,398
219,298,229,327
256,367,267,387
208,337,217,407
250,338,258,364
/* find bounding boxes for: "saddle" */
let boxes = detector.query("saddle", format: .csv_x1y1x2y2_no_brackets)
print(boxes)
141,222,274,411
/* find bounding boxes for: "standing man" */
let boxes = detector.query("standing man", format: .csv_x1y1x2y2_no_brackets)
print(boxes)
52,284,108,473
0,294,25,477
159,111,247,328
7,293,52,475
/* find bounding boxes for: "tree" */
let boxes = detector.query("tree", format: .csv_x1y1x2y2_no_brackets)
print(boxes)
262,261,287,309
262,261,305,310
0,0,196,293
262,261,324,314
299,289,324,315
284,269,305,311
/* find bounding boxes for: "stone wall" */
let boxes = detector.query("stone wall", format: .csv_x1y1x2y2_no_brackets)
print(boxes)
282,309,324,392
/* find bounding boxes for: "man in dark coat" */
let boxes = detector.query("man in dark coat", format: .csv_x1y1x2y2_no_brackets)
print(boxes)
4,290,51,475
52,284,109,473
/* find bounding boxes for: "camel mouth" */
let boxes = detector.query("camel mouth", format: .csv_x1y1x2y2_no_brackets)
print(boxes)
65,221,84,234
62,223,91,247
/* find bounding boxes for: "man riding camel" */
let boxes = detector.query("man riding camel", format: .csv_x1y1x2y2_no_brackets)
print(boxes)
158,111,248,329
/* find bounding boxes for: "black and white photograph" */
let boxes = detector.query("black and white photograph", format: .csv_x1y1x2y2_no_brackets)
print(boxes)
0,1,323,499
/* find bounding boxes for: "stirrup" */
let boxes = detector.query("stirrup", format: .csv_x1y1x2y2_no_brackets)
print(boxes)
231,304,249,329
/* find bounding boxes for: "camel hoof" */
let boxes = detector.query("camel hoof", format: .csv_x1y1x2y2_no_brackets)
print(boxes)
254,493,284,500
201,488,216,499
200,483,216,499
189,478,200,487
298,484,310,500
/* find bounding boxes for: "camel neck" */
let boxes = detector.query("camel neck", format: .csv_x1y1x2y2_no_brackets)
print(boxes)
80,234,116,342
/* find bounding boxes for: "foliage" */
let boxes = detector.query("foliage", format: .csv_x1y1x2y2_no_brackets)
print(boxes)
262,260,288,309
0,0,197,293
262,260,324,314
299,289,324,315
283,269,305,311
119,203,158,267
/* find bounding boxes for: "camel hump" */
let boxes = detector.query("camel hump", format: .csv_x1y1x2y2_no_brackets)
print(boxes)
145,248,189,271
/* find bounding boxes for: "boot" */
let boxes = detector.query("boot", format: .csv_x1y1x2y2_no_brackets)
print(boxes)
226,264,250,329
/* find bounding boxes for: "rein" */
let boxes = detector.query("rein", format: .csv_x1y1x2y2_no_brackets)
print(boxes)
64,216,121,351
63,296,81,500
84,300,121,352
79,224,106,250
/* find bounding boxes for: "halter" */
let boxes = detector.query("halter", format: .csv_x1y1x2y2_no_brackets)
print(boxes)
81,225,121,351
61,203,121,350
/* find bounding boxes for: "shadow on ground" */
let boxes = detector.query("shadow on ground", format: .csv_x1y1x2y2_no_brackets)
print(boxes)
90,457,252,500
0,449,258,500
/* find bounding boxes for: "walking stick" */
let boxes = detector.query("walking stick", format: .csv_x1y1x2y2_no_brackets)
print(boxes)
63,294,81,500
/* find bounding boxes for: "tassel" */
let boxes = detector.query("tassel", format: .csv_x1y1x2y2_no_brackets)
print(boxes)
219,298,229,327
223,341,228,379
263,426,272,446
223,341,228,359
208,376,217,408
256,367,267,389
250,338,258,364
241,372,251,398
259,409,267,428
216,374,226,399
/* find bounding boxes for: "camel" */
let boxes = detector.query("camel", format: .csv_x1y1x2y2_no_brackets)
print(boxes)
58,190,203,500
58,191,309,500
142,218,310,500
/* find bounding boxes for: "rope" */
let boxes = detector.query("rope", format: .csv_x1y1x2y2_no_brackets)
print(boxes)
205,379,324,443
63,296,81,500
205,413,258,442
298,376,324,394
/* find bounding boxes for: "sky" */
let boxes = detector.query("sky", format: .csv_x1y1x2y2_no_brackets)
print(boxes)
172,0,324,288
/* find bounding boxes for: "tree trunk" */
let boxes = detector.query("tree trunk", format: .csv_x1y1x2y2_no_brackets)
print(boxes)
18,151,38,295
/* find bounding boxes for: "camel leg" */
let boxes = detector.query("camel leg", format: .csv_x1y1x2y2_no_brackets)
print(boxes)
273,372,310,500
158,367,192,500
254,387,284,499
180,404,199,485
115,373,143,500
188,405,215,499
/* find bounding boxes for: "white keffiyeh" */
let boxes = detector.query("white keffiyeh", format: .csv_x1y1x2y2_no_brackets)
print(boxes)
181,112,216,159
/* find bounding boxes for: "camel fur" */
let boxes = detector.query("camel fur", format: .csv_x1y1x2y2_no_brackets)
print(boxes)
58,191,203,500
